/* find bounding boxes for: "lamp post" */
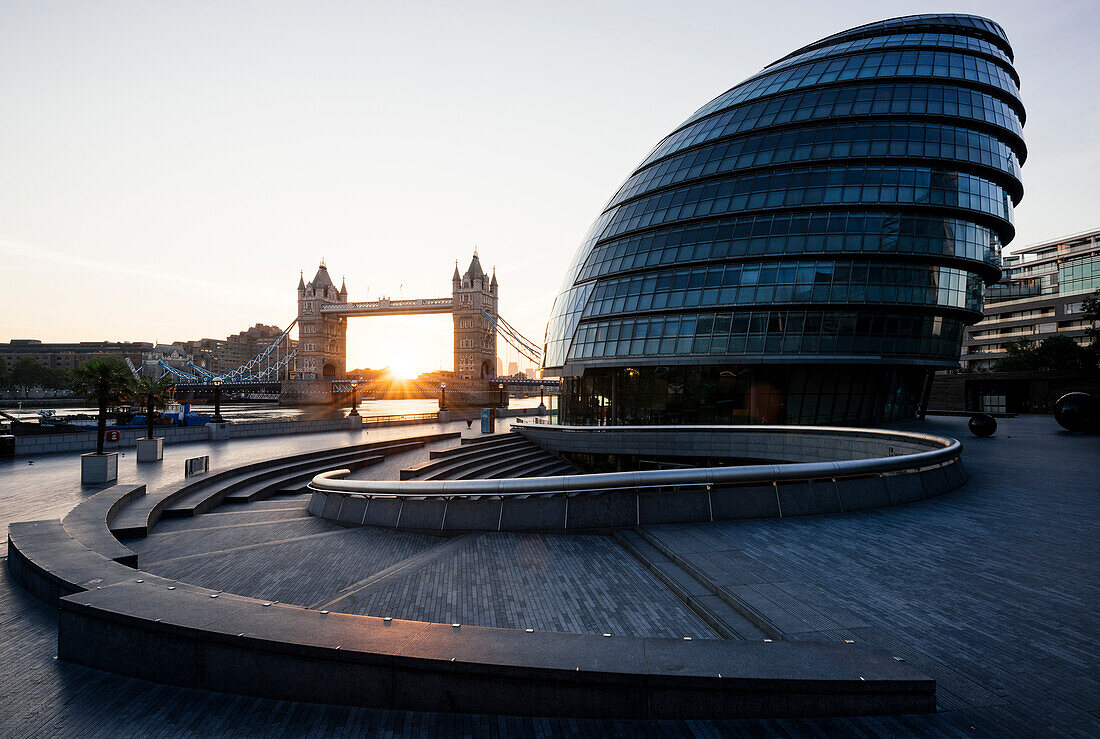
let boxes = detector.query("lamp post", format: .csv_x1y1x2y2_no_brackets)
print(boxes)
348,380,360,417
211,378,225,423
498,382,506,408
440,382,447,411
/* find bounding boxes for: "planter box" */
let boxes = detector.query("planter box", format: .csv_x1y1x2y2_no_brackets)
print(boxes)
135,437,163,462
81,452,118,484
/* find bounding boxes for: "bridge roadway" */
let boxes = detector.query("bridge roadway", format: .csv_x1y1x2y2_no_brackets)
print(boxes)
321,297,454,317
1,415,1097,735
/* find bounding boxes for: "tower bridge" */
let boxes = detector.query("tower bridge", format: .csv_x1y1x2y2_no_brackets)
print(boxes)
323,297,454,317
292,251,500,384
159,249,549,405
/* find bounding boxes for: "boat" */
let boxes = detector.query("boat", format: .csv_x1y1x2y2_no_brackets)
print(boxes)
34,403,212,431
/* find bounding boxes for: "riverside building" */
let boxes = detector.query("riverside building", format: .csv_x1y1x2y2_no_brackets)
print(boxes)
543,14,1026,426
961,228,1100,370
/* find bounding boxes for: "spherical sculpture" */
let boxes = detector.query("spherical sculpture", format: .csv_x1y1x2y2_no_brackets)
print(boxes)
1054,392,1099,433
544,14,1025,426
968,413,997,438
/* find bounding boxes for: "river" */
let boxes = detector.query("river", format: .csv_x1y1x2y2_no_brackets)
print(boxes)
3,396,547,424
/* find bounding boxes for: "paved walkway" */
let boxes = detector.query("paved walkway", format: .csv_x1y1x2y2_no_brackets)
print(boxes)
0,417,508,545
2,414,1098,735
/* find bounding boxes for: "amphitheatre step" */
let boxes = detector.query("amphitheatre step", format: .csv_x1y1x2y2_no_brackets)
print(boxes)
109,433,458,538
270,485,312,496
516,459,579,478
459,433,520,446
478,454,572,480
423,442,542,481
429,434,527,459
186,450,389,511
452,448,552,479
159,449,400,519
221,454,384,504
61,484,146,567
477,452,578,479
614,529,767,641
403,436,529,479
162,441,424,517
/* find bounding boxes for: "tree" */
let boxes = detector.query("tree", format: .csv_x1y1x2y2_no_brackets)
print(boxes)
131,375,175,440
1034,334,1093,372
71,359,135,455
1082,288,1100,344
0,359,11,390
12,357,51,389
992,339,1037,372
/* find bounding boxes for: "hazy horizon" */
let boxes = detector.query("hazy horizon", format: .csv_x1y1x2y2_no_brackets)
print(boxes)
3,0,1097,373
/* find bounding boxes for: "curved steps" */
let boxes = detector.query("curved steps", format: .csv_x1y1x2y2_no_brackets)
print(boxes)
402,435,528,479
61,484,146,567
403,433,579,481
109,432,459,538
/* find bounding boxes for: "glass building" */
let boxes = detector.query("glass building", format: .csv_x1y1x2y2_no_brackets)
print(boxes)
543,14,1025,426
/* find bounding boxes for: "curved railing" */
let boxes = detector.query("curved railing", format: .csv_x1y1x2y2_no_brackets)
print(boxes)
306,425,966,532
308,425,960,499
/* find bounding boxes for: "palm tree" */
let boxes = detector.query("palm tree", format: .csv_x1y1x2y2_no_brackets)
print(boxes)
132,375,175,440
70,359,135,455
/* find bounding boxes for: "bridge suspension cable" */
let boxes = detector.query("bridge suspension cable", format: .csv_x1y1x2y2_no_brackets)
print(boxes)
156,318,299,384
481,310,542,365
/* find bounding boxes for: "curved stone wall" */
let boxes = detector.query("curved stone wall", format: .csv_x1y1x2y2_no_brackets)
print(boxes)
308,426,965,532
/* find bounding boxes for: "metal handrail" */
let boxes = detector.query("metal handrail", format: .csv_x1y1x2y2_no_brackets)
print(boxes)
360,412,438,424
309,426,961,499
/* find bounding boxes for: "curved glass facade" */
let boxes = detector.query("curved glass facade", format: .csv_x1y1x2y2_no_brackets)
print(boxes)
545,14,1025,426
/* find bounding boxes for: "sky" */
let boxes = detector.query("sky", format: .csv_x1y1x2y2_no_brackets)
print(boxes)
2,0,1097,373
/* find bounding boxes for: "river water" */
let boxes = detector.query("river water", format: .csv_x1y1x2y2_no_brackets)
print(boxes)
3,396,546,424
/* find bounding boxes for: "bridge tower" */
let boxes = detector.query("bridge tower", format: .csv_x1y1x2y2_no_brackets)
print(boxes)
452,250,498,380
295,261,347,379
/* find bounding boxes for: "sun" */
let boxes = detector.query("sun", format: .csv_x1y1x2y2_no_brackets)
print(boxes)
389,357,422,380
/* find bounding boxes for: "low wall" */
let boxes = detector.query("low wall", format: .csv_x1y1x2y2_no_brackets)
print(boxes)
12,415,436,457
308,425,965,532
436,406,545,423
515,424,937,463
57,581,934,719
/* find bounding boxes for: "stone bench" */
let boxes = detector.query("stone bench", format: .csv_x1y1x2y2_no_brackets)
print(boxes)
61,484,146,567
7,520,175,606
58,579,935,719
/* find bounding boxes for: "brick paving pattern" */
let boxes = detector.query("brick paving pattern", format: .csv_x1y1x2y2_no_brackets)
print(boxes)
332,532,717,638
1,415,1097,735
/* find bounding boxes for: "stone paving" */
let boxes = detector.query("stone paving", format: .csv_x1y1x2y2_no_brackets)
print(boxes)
138,515,444,608
0,417,505,545
328,532,717,638
2,414,1098,736
639,415,1100,725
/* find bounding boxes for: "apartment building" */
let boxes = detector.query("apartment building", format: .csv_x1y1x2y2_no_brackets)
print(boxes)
961,228,1100,370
